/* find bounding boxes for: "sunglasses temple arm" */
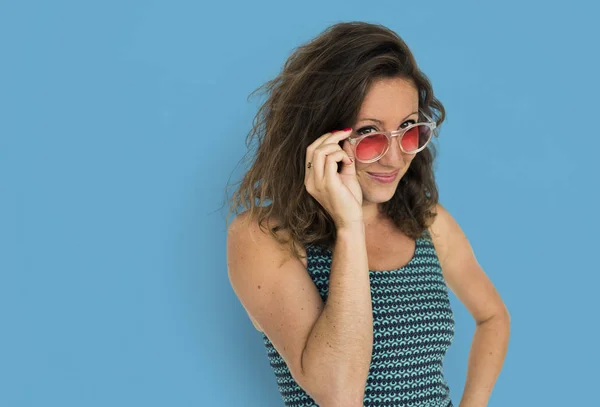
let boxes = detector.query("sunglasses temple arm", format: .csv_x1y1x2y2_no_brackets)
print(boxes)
420,110,434,123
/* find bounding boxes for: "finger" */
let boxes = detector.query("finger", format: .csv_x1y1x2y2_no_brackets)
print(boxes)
311,143,345,185
319,127,353,147
310,128,352,158
339,139,356,176
306,128,353,180
305,131,334,177
324,150,350,186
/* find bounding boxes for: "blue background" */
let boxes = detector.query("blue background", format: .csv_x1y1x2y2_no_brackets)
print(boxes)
2,0,599,406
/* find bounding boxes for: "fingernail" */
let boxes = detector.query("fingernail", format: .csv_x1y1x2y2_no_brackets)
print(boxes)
343,127,352,132
349,157,354,163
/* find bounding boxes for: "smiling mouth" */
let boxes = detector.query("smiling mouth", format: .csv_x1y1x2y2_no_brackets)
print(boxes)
367,171,399,176
366,171,399,183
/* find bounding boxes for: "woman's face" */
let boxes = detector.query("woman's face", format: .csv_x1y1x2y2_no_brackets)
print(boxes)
346,76,420,208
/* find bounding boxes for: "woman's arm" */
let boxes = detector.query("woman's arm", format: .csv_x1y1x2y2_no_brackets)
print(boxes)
227,213,372,407
429,204,511,407
302,222,373,406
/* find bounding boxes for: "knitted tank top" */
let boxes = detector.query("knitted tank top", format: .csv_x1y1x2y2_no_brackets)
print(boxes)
262,230,455,407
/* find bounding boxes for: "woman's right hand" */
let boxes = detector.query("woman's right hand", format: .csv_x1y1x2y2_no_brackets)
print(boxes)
304,128,364,229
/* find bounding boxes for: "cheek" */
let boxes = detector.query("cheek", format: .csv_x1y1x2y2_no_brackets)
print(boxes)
355,167,371,186
404,154,416,166
355,162,369,174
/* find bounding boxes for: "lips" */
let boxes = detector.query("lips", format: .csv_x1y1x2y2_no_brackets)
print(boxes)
367,170,399,183
367,171,399,176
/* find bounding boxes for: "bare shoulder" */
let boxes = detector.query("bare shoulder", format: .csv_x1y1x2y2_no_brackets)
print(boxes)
227,213,324,377
226,210,324,386
227,211,294,331
227,211,308,269
427,202,476,278
427,203,510,323
426,203,454,263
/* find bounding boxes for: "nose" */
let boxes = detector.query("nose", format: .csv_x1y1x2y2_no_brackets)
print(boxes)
378,135,407,165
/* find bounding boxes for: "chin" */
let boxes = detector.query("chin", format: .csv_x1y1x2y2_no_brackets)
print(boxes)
363,189,397,205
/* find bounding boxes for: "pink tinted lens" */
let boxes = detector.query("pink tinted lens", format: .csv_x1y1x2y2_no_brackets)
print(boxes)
356,134,388,161
401,125,432,152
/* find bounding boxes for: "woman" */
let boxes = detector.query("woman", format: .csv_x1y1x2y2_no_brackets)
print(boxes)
226,21,510,407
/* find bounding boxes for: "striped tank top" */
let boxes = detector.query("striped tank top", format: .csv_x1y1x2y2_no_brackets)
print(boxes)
262,230,455,407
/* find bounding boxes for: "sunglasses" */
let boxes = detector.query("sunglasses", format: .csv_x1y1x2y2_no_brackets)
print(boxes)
347,110,437,163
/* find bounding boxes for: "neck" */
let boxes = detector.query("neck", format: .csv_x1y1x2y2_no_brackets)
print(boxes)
362,202,386,225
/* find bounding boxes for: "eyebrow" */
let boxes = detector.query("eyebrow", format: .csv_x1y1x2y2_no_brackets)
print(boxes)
357,110,419,125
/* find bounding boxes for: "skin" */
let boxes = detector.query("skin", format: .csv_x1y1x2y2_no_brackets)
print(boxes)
347,76,421,224
347,76,510,407
232,75,510,407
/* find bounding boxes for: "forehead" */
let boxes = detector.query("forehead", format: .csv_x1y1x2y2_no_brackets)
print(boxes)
358,77,418,118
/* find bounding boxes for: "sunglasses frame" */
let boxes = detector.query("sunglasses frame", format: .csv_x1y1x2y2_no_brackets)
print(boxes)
347,110,437,163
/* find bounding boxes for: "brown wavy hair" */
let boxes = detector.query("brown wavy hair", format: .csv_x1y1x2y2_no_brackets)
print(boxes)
226,21,446,261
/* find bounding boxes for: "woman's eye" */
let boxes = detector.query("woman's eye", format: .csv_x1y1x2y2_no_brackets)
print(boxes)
357,126,377,135
357,120,416,134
